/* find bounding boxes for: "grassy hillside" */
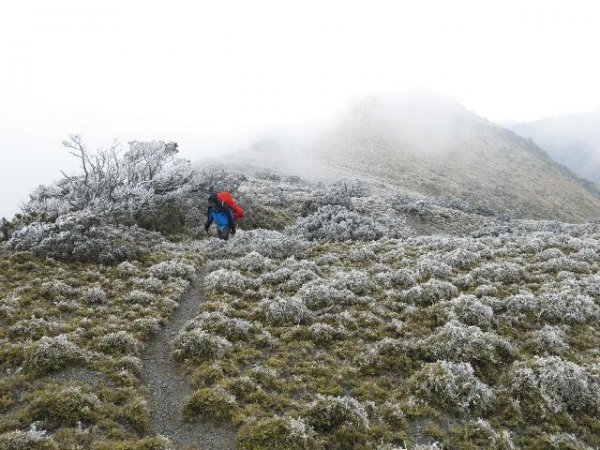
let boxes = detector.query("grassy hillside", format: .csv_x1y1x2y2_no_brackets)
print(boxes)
1,141,599,448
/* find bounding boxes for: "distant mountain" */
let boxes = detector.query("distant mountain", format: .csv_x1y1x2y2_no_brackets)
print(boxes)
223,93,600,222
507,111,600,184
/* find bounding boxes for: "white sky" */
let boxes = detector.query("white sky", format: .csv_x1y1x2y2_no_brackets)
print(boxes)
1,0,600,218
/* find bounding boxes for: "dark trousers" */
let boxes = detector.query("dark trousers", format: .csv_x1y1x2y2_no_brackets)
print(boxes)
217,226,231,240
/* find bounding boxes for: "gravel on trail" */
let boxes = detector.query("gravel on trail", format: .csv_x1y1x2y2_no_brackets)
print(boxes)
141,276,236,450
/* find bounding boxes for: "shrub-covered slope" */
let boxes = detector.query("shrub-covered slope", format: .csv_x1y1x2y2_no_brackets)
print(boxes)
1,140,599,449
226,93,600,223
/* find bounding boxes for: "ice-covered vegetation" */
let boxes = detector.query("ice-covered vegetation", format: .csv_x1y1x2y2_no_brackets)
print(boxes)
1,139,599,448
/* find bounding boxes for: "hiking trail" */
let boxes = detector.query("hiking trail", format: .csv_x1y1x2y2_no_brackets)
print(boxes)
141,275,236,450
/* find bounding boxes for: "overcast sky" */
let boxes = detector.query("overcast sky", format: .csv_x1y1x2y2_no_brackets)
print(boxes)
1,0,599,218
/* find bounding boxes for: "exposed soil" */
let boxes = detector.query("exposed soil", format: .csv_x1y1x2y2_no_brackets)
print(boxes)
140,276,236,450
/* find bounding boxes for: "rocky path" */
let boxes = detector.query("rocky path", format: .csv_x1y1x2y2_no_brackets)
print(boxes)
141,276,236,450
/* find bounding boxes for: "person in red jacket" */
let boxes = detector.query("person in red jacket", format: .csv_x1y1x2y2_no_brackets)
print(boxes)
205,192,245,238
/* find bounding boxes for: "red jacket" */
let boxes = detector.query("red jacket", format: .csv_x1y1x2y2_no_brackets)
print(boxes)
216,192,245,220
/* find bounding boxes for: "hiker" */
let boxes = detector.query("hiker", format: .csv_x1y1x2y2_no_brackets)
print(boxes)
204,192,244,240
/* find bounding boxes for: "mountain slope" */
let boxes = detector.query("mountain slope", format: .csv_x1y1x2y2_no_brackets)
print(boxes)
508,111,600,184
228,94,600,223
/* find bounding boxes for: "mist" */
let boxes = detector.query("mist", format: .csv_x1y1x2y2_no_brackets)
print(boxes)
2,0,600,218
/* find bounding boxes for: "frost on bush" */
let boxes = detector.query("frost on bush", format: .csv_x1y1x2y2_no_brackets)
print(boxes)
308,323,345,344
86,287,107,304
116,261,140,277
444,248,481,270
417,257,453,280
298,281,356,309
287,205,388,242
471,262,526,284
149,259,195,280
408,361,495,412
133,277,164,293
448,294,493,327
260,267,294,286
0,423,54,450
505,292,539,315
26,334,84,374
125,290,155,305
539,293,599,323
420,321,513,365
527,325,568,353
261,297,307,325
3,210,162,264
204,229,308,259
99,331,141,355
330,270,375,295
41,280,77,300
508,356,600,414
172,329,233,361
239,251,274,273
184,312,252,341
400,279,458,305
348,246,376,263
204,269,255,295
308,395,370,431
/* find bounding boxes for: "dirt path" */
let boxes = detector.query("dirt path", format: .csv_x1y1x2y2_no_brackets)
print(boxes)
141,276,236,450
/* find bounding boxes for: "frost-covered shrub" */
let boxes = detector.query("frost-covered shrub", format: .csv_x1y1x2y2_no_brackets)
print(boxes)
133,277,164,293
471,262,526,284
237,417,317,450
3,211,161,264
400,279,458,305
287,205,388,241
26,334,84,374
204,269,255,295
508,356,599,413
444,248,481,270
389,269,417,288
417,257,453,280
116,261,140,277
185,312,252,341
316,253,341,266
86,287,107,304
539,293,599,323
125,290,155,305
298,281,356,309
261,297,307,325
0,423,55,450
308,395,370,431
260,267,293,286
99,331,141,355
348,247,376,263
239,251,274,273
40,280,77,300
284,269,320,291
421,321,513,365
9,318,67,339
308,323,345,344
173,330,233,361
407,361,495,412
149,259,195,280
527,325,568,353
505,292,539,315
207,229,308,259
331,270,375,295
448,295,493,327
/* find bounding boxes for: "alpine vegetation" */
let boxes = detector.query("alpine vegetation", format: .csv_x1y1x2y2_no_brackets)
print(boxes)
1,137,600,448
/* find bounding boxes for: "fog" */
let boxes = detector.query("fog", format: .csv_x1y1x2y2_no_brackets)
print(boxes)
2,0,600,218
